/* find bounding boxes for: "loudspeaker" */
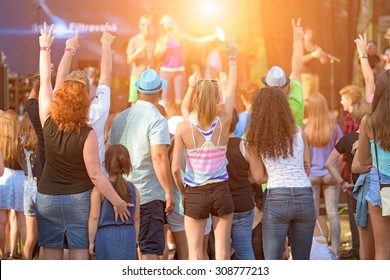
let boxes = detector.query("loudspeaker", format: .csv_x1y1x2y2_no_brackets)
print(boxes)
0,63,8,111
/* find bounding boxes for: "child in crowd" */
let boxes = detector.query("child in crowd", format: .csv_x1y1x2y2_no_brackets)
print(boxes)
89,144,140,260
19,113,38,260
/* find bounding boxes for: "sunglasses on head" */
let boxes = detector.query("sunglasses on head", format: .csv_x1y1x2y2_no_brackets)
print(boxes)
197,79,218,85
140,21,151,26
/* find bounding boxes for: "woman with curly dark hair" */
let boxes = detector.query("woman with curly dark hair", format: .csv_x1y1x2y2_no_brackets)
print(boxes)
246,87,315,260
36,23,131,260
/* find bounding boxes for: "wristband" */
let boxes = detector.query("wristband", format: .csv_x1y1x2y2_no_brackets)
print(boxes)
358,53,368,59
338,179,345,187
311,52,316,58
40,46,51,52
189,85,195,89
65,47,76,55
228,57,237,62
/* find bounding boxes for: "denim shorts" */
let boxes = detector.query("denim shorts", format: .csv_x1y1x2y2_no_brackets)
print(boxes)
184,181,234,219
139,200,167,255
167,211,212,234
0,168,25,212
23,177,37,216
36,189,92,249
366,167,390,208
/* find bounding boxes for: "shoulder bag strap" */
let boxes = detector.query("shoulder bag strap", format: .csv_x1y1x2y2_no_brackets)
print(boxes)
370,117,382,184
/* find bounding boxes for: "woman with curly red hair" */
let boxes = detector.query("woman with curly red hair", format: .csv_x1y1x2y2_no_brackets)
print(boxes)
246,87,315,260
36,23,131,260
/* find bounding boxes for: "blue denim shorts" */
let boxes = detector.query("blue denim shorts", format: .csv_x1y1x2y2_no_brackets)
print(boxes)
366,167,390,208
24,177,37,216
36,189,92,249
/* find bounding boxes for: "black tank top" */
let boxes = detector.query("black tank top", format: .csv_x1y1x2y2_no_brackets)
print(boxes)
38,117,94,195
226,137,255,212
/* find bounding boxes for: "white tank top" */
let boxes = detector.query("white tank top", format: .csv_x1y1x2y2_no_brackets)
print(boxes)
262,127,311,189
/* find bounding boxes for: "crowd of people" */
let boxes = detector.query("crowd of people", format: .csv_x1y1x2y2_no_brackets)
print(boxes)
0,15,390,261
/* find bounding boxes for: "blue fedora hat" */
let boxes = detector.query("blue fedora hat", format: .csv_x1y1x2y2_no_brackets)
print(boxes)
135,69,167,94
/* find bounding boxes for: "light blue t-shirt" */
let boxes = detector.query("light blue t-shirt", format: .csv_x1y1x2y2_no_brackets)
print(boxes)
109,100,171,205
234,111,250,139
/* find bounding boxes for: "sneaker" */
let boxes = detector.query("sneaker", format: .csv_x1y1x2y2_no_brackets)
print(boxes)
339,249,359,260
7,253,20,260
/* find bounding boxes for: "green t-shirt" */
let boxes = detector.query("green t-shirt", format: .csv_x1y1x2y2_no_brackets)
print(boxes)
288,79,304,127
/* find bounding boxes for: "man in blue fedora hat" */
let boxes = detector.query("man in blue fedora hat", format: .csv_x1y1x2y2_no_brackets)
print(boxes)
109,69,175,260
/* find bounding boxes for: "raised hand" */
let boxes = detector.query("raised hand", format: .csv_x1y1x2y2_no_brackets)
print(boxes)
100,22,115,46
188,72,198,87
226,35,238,58
292,18,304,42
219,71,228,91
354,33,369,55
66,30,79,51
39,22,55,48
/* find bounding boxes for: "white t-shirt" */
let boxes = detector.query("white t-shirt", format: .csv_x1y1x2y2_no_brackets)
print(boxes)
88,84,110,173
262,127,311,189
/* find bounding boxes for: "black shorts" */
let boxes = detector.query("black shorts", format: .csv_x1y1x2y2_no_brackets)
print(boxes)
184,181,234,219
138,200,166,255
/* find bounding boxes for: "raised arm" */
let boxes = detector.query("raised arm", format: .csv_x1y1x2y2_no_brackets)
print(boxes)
181,72,197,120
182,27,223,44
355,34,375,103
99,23,115,87
38,22,56,126
290,18,303,82
221,36,238,118
55,31,79,89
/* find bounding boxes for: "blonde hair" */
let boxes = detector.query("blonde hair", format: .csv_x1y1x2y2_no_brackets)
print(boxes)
306,93,336,147
339,85,362,104
140,14,153,24
0,110,20,169
351,101,371,125
19,113,38,152
193,80,218,128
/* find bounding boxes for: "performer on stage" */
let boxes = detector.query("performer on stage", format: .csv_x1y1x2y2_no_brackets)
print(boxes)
126,15,156,105
154,14,224,107
302,28,328,101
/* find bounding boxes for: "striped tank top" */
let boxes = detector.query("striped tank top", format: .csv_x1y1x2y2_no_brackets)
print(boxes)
184,117,228,187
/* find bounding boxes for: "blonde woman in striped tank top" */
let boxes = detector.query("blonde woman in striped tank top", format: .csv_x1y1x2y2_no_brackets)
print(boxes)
171,37,238,260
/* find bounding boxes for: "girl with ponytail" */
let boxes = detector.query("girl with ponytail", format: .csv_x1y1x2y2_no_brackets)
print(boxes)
88,144,140,260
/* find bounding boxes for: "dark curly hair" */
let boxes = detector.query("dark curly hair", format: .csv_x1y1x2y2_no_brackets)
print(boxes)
246,87,295,159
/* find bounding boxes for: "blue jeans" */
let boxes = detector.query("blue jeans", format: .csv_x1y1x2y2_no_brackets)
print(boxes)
262,187,316,260
231,209,255,260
